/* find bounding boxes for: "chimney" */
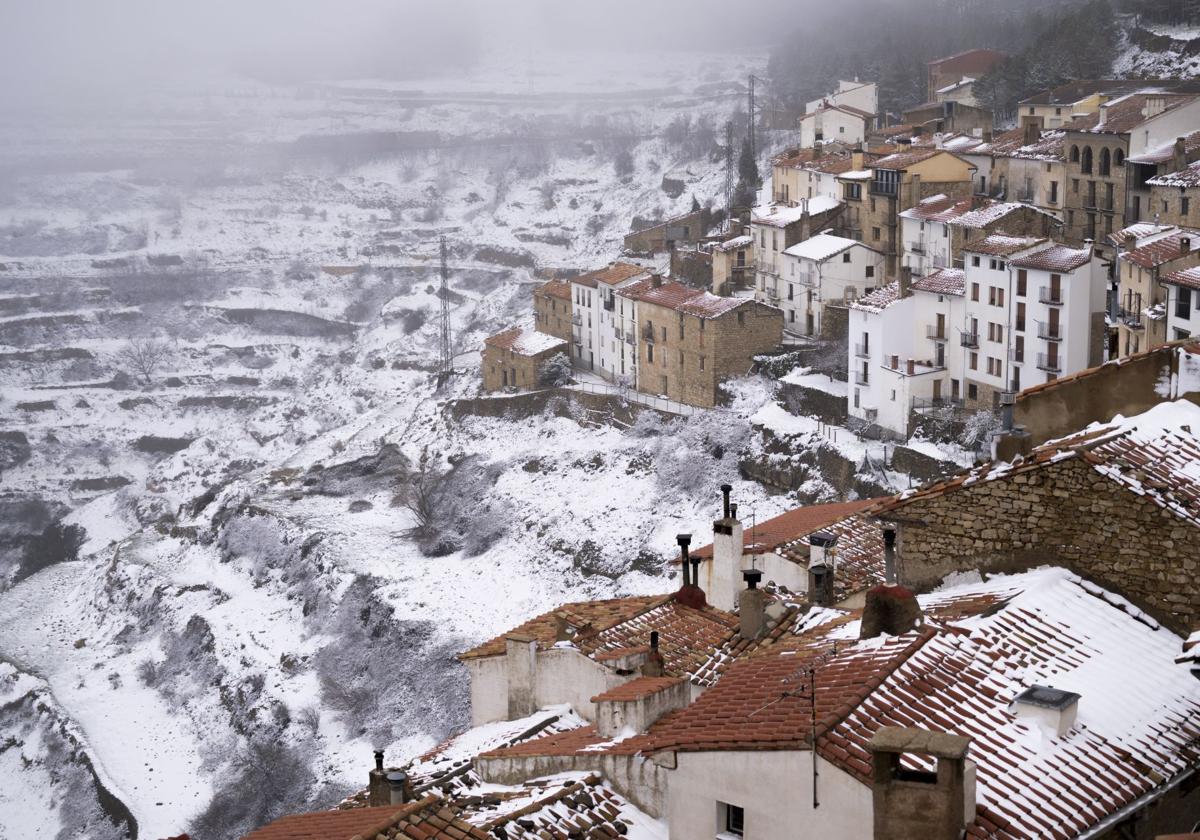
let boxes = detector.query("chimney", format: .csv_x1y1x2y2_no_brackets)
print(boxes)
1123,232,1138,251
675,534,707,608
882,527,897,584
386,770,412,805
981,129,993,144
641,631,665,677
860,584,923,638
1182,235,1192,256
899,265,913,298
868,726,975,840
852,149,865,170
1009,686,1080,737
368,751,389,807
739,568,767,639
1174,136,1188,174
807,531,838,607
909,173,922,208
711,489,745,611
651,273,663,288
890,354,899,370
592,672,690,738
1022,118,1040,148
906,359,916,376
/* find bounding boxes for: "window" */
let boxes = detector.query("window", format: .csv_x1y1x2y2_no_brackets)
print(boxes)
1015,335,1025,362
969,352,978,370
1072,178,1079,194
661,326,667,341
1070,145,1080,163
996,287,1004,307
1081,146,1093,174
968,383,979,400
972,256,981,268
737,311,745,326
1099,147,1111,176
1050,181,1059,203
788,284,794,300
1016,301,1026,331
866,265,875,278
647,345,654,363
1178,288,1192,321
843,252,851,263
678,350,685,367
722,803,745,837
1184,197,1191,217
872,227,881,241
970,282,980,301
1115,149,1125,167
700,355,706,371
1017,270,1027,296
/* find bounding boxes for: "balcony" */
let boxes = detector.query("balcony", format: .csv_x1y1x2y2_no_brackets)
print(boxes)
854,370,870,385
1037,320,1062,341
1036,352,1062,373
642,324,656,343
1009,346,1025,363
765,288,782,303
926,325,948,341
960,332,979,348
624,334,635,346
854,343,870,358
603,297,615,312
909,240,926,255
571,313,583,326
1039,287,1064,306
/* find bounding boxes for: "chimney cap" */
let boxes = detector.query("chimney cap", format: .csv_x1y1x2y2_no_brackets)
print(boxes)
676,533,692,547
1012,685,1080,711
742,568,764,589
882,527,896,546
386,770,409,784
809,531,838,548
373,750,384,771
720,483,733,493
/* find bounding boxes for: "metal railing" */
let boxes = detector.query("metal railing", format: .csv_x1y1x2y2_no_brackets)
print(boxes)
1039,287,1064,305
642,324,656,342
1037,320,1062,341
603,297,615,312
926,325,947,340
571,313,583,325
912,396,966,413
854,370,870,385
960,332,979,348
1037,353,1062,373
910,240,926,254
854,343,870,358
1009,346,1025,362
567,381,696,417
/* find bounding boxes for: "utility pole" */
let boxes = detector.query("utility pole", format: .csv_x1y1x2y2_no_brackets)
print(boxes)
747,74,757,168
438,235,452,381
724,120,735,232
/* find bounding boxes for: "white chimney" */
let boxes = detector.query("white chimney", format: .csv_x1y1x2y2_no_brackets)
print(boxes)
706,485,744,611
808,531,838,607
1009,686,1080,737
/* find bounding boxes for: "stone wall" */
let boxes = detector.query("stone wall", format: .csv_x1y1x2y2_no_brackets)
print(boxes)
481,344,560,392
448,388,670,426
477,752,669,818
533,289,572,344
1062,132,1127,246
1149,182,1200,230
883,456,1200,634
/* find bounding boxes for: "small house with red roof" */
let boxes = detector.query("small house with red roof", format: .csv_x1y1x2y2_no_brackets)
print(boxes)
480,327,567,392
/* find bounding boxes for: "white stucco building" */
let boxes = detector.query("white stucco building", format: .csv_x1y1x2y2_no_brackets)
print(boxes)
568,262,650,382
779,233,885,337
1162,266,1200,341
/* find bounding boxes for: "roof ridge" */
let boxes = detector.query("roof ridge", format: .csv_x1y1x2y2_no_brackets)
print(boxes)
348,794,444,840
479,774,602,830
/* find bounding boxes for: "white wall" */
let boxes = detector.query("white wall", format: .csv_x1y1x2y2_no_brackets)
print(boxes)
801,107,867,149
467,656,510,726
1130,99,1200,157
669,751,873,840
571,282,599,371
900,216,953,276
782,243,884,336
1166,284,1200,340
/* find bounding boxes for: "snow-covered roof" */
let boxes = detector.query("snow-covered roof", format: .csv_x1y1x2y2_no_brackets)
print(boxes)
711,234,752,252
839,169,873,180
911,267,966,296
1128,129,1200,165
962,233,1046,257
752,195,842,226
1146,158,1200,188
783,233,862,263
1009,243,1093,273
1161,265,1200,290
484,327,567,357
849,281,903,313
1119,227,1200,269
675,292,748,319
935,76,976,95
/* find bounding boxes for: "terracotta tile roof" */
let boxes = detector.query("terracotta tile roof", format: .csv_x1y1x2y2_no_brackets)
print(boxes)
1066,93,1199,135
1018,79,1148,106
977,127,1066,162
570,262,648,288
458,595,668,660
535,279,571,301
241,796,486,840
927,49,1006,74
463,774,646,837
1147,159,1200,188
779,511,889,602
900,194,969,222
878,399,1200,529
911,267,966,296
591,675,685,703
850,281,903,313
872,148,943,171
963,234,1045,257
483,327,567,357
623,280,704,309
690,498,880,560
1120,228,1200,269
612,277,658,300
1162,265,1200,290
1009,244,1092,273
822,569,1200,840
675,292,747,319
1017,340,1200,399
1106,222,1174,248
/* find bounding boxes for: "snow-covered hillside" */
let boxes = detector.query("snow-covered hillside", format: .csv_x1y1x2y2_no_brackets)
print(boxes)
0,48,966,840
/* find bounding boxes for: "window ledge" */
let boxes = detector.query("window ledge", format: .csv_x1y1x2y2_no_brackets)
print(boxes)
716,833,744,840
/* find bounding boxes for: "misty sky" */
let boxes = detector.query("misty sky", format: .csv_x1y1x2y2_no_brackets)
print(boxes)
0,0,805,108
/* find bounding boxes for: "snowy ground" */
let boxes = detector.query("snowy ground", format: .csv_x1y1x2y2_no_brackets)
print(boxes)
0,48,966,840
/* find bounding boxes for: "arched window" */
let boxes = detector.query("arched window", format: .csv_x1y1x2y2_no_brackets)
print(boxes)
1081,146,1093,174
1099,148,1111,176
1070,145,1080,163
1115,149,1125,167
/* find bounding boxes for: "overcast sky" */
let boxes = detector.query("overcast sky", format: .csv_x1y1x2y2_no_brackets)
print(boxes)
0,0,808,109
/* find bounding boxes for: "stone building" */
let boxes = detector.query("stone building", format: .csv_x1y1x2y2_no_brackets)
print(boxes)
1146,149,1200,230
709,233,753,296
1113,224,1200,357
877,399,1200,635
902,100,993,137
622,208,709,254
630,282,783,408
531,279,572,345
925,49,1006,102
860,149,976,277
1061,92,1200,244
480,327,566,392
962,122,1066,215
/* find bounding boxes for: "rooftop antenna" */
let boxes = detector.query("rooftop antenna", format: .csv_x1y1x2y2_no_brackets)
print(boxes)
438,236,453,382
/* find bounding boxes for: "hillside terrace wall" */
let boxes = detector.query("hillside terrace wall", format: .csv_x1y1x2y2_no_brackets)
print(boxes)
882,457,1200,634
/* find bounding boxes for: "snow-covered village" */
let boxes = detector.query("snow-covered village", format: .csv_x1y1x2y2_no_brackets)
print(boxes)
1,1,1200,839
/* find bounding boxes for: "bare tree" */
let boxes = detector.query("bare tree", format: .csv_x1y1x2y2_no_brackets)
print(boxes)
116,337,172,386
393,447,449,541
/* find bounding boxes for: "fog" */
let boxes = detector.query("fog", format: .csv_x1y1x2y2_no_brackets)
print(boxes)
0,0,808,110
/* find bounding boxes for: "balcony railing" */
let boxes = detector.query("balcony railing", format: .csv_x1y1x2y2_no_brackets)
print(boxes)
910,240,926,254
1039,287,1064,305
960,332,979,348
642,324,656,342
854,370,870,385
603,297,615,312
571,313,583,326
624,334,635,346
1037,353,1062,373
1009,346,1025,362
854,343,870,358
926,325,948,341
1037,320,1062,341
1117,307,1143,329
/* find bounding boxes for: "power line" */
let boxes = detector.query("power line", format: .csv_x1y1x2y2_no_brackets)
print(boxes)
438,235,452,381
